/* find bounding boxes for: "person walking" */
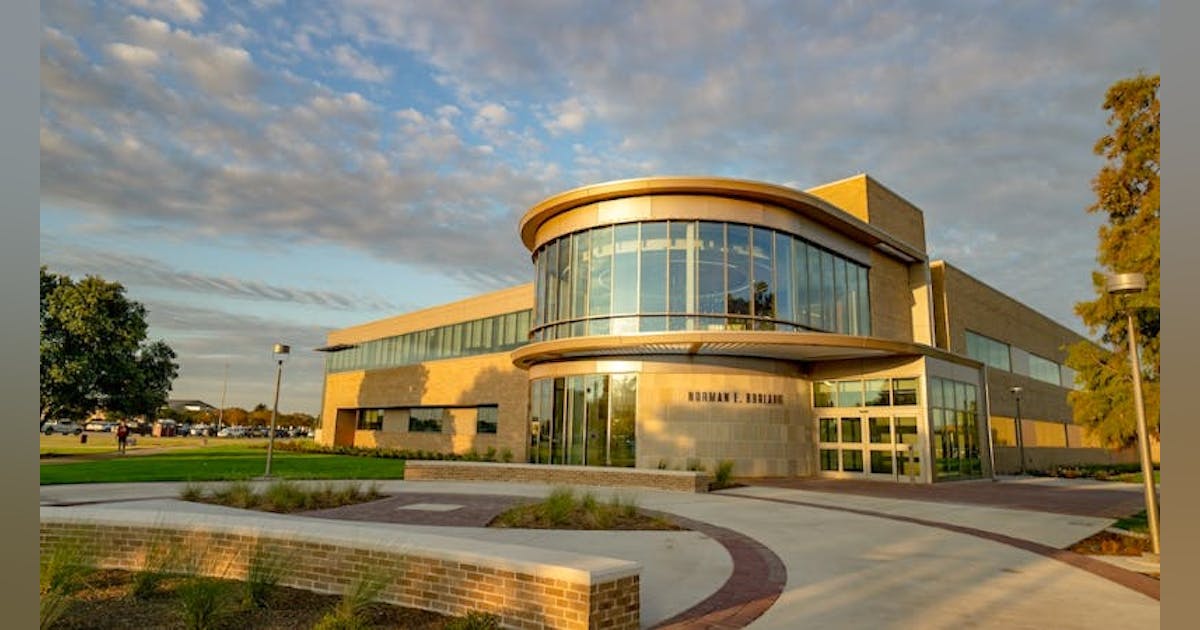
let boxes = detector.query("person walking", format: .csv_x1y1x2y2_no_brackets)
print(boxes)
116,421,129,454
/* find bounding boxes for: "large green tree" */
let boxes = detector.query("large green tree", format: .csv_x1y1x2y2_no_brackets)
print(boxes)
1066,73,1160,448
40,267,179,422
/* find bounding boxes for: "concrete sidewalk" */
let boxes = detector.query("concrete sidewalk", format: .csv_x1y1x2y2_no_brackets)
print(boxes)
40,479,1160,629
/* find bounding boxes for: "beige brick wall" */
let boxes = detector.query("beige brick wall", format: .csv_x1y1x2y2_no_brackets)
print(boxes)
320,353,530,459
41,518,639,630
805,173,928,253
932,261,1086,426
405,461,711,493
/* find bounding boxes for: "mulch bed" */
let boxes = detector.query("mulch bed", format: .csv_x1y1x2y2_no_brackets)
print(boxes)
50,569,452,630
1068,530,1151,556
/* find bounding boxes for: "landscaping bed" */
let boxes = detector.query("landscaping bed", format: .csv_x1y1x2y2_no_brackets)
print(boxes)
488,487,684,531
48,569,455,630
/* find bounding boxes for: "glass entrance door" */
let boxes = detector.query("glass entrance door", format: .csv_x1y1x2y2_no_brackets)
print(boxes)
866,416,920,481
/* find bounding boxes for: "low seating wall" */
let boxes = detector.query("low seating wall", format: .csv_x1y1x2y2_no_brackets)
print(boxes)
405,460,712,493
40,507,640,630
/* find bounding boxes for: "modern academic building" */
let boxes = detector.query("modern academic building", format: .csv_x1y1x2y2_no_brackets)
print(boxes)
316,174,1142,483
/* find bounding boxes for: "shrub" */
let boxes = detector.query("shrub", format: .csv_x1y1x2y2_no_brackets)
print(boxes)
657,459,669,470
542,487,577,526
484,446,498,462
713,460,735,489
180,482,205,502
40,539,94,630
686,458,705,472
131,537,182,600
445,611,502,630
500,448,514,463
244,543,290,609
177,576,234,630
313,572,391,630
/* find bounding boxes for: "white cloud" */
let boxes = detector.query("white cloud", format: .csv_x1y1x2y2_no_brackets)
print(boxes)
105,42,160,68
126,0,206,24
331,43,392,82
543,97,588,135
471,102,512,131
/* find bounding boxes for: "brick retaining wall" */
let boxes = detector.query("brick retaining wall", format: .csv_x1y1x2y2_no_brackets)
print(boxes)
405,461,711,493
40,508,640,630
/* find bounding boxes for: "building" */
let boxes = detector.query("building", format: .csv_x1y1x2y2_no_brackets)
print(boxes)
316,174,1136,482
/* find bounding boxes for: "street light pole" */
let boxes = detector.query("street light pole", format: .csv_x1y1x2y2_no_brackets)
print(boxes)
1105,273,1160,555
1010,386,1025,475
264,344,290,477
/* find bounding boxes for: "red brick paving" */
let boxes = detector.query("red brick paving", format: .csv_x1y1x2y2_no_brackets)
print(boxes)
301,493,787,630
750,477,1151,518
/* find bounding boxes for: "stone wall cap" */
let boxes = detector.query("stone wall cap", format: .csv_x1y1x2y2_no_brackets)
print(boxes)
41,506,641,584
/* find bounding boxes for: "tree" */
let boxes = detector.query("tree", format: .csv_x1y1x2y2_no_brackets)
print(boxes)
1066,73,1159,448
40,267,179,422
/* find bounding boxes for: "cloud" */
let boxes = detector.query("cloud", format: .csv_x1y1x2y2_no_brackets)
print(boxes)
125,0,206,24
543,97,588,135
331,43,392,82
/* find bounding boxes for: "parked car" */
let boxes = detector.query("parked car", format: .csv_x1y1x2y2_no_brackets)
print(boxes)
84,421,107,432
217,426,248,438
43,419,82,435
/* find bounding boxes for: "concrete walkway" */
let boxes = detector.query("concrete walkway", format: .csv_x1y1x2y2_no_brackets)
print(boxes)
40,479,1160,629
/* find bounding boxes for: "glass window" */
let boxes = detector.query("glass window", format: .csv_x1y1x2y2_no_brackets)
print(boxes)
840,417,862,443
842,449,864,472
834,256,848,333
820,250,835,331
588,226,613,319
813,381,835,407
408,408,445,433
572,230,590,320
751,227,774,321
864,379,891,406
357,409,384,431
870,450,893,474
774,232,793,324
725,224,751,316
965,331,1011,371
819,418,838,442
820,449,839,471
557,237,573,322
476,406,498,434
640,222,668,318
857,266,871,335
868,417,891,443
612,223,640,315
807,246,822,329
698,222,725,314
609,374,637,467
534,251,545,326
1030,354,1061,386
794,239,810,327
836,381,863,407
668,222,693,318
544,238,559,325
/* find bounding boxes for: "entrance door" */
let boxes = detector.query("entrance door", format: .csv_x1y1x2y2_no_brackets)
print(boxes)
821,415,921,481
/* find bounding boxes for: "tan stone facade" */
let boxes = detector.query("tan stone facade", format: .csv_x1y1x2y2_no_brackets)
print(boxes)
318,174,1118,481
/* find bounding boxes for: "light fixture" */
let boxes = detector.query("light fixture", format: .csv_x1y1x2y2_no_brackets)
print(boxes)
264,343,290,477
1009,386,1025,475
1104,272,1159,554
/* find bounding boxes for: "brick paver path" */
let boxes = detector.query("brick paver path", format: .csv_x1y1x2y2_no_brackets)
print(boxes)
301,493,787,629
750,477,1150,518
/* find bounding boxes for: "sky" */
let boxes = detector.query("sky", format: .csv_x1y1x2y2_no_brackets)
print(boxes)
39,0,1160,416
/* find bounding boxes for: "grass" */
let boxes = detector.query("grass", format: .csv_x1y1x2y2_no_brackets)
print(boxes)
40,443,406,485
312,572,392,630
39,434,276,457
40,539,95,630
1113,509,1150,534
244,543,291,609
1110,470,1161,484
184,479,384,513
490,486,682,530
176,576,235,630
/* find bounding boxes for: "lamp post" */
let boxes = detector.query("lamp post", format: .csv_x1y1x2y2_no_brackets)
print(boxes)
264,343,290,477
1010,386,1025,475
1105,272,1160,555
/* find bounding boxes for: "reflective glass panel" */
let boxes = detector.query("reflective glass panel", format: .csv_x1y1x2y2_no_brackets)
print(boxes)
836,381,863,407
840,417,862,443
813,382,835,407
842,449,864,472
612,223,639,315
868,417,892,443
572,231,590,320
726,224,751,316
774,232,793,324
864,379,891,406
588,226,613,318
752,227,774,321
668,222,692,320
697,222,725,314
870,450,893,475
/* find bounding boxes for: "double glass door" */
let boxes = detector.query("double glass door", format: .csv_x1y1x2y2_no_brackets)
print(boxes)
818,415,920,481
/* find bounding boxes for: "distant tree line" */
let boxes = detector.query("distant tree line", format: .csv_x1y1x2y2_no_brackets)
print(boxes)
156,403,318,428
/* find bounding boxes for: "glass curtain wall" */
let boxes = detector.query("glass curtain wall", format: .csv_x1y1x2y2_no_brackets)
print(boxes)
928,376,983,479
528,374,638,467
326,310,531,373
531,221,871,341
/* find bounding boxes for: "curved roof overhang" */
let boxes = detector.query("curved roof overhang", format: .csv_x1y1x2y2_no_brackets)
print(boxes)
510,330,977,370
517,176,926,262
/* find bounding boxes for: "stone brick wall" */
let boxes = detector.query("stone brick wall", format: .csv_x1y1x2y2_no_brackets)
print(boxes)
40,511,639,630
405,460,711,493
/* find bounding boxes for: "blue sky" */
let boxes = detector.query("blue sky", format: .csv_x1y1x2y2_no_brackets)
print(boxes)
39,0,1159,414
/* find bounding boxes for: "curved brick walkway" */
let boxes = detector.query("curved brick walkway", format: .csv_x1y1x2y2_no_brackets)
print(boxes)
301,492,787,629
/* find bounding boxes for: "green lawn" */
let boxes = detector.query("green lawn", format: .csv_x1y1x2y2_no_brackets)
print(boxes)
1113,510,1150,534
40,444,406,485
1110,470,1161,484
